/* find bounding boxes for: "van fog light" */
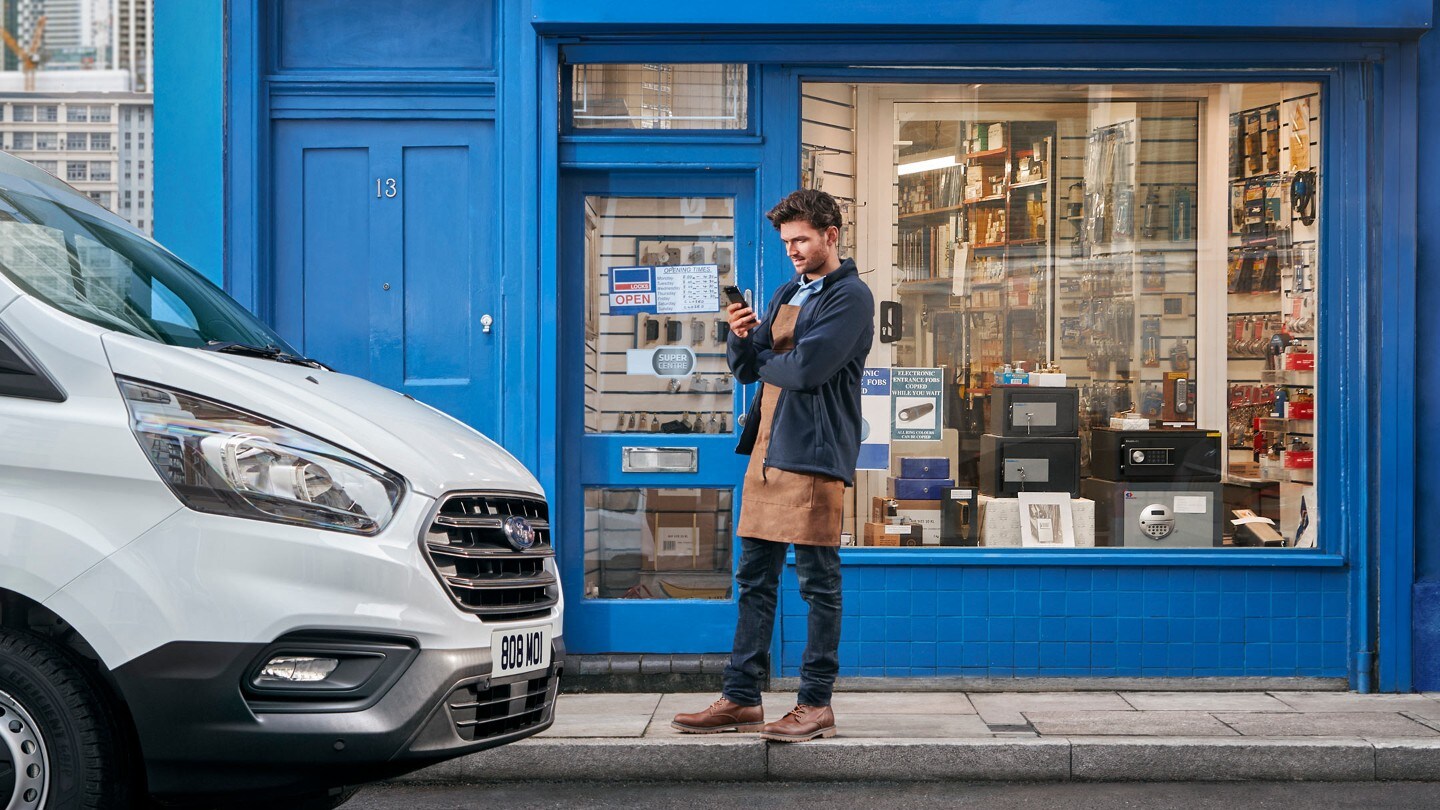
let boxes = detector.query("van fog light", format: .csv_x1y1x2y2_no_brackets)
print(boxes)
257,656,340,684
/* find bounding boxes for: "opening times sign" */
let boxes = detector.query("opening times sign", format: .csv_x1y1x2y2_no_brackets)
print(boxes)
609,264,721,315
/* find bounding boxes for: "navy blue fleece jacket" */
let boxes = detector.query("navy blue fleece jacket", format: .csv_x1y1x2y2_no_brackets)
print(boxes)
728,258,874,486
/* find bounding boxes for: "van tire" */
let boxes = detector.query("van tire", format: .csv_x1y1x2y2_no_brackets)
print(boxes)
0,628,133,809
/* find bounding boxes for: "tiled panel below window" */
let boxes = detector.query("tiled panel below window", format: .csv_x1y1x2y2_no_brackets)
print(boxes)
779,566,1348,678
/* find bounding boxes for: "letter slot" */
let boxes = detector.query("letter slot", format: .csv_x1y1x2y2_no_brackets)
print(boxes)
623,446,698,473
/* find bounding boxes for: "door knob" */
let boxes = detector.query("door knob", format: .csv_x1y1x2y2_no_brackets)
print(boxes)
481,314,494,334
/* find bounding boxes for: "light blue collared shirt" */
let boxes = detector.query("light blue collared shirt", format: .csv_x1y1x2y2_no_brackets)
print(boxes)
786,274,825,308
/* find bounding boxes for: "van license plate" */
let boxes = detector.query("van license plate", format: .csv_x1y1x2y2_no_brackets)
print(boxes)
492,625,551,677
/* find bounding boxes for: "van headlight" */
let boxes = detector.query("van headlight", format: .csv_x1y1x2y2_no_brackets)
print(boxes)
119,378,404,535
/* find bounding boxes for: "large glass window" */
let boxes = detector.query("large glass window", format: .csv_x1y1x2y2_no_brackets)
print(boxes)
583,488,734,600
807,81,1320,552
571,64,747,130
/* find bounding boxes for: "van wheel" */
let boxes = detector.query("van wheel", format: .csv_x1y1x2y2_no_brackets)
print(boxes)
0,628,132,809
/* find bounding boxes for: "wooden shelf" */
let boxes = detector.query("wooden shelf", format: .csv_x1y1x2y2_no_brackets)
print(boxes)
894,278,955,294
965,147,1008,160
968,241,1007,250
898,204,964,221
1010,178,1049,189
963,194,1005,205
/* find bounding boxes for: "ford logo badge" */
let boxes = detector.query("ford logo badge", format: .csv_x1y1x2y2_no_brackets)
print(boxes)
503,515,537,551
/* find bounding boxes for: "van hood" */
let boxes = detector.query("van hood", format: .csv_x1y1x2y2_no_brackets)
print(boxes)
101,333,542,500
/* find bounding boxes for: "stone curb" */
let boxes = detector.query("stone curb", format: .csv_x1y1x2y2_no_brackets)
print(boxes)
392,736,1440,784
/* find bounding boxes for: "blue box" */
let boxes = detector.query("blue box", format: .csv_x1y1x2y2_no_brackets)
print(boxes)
888,477,957,500
899,457,950,479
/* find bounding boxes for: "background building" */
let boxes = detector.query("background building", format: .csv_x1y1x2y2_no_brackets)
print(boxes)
0,0,151,231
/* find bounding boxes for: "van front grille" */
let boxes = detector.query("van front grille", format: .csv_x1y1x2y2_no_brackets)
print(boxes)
422,492,558,621
447,667,557,742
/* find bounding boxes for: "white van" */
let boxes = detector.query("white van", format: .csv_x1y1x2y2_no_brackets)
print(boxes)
0,152,561,808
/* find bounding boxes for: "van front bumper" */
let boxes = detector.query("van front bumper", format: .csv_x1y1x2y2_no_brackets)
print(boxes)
112,634,563,801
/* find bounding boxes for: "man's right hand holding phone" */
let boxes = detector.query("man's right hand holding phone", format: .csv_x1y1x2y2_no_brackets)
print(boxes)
726,301,760,339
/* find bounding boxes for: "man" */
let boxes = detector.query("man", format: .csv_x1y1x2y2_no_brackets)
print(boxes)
672,189,874,742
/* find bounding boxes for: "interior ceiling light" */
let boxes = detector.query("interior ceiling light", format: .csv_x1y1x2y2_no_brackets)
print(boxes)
897,155,957,176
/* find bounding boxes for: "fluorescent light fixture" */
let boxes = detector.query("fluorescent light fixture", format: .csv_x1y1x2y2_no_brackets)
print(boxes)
897,155,957,176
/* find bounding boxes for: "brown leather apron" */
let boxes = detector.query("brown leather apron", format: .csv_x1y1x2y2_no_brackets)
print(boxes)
734,304,845,546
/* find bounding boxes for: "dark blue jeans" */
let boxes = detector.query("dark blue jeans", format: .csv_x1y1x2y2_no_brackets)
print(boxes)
721,537,842,708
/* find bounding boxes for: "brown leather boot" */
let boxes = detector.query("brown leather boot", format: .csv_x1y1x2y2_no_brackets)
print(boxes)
760,704,837,742
671,697,765,734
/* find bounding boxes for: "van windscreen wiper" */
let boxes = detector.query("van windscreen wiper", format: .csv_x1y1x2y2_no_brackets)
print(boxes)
201,341,329,370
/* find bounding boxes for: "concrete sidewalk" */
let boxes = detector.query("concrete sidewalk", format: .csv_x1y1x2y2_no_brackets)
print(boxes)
396,690,1440,784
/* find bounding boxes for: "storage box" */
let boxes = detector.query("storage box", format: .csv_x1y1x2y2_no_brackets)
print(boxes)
644,488,722,513
642,511,721,571
888,477,956,500
899,457,951,479
868,497,942,545
863,521,923,547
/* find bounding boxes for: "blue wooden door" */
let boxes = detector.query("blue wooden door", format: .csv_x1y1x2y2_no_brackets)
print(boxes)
559,171,760,652
271,120,499,438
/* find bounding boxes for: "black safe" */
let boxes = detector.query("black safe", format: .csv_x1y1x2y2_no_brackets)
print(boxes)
979,434,1081,498
987,385,1080,437
1089,427,1222,482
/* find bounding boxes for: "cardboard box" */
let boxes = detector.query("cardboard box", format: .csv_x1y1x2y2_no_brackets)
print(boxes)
869,497,942,545
642,511,721,570
644,488,722,513
862,521,922,547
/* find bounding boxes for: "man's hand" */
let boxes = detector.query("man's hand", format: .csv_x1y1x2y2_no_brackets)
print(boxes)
727,301,760,339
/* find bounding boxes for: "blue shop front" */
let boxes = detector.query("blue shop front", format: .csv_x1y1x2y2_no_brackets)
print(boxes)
155,0,1439,691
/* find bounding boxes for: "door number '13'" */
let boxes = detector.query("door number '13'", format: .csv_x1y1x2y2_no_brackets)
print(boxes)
376,178,398,198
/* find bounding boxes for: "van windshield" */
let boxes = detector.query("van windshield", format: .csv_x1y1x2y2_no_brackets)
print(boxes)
0,187,295,352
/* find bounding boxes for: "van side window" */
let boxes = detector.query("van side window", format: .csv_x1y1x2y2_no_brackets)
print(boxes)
0,323,65,402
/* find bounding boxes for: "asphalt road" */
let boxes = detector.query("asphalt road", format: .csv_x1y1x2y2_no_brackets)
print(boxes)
348,780,1440,809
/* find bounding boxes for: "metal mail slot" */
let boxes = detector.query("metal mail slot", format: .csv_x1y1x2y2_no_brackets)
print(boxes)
1003,458,1050,483
1011,402,1058,429
622,446,698,473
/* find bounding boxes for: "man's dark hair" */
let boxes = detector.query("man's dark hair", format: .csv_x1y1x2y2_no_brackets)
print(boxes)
766,189,843,233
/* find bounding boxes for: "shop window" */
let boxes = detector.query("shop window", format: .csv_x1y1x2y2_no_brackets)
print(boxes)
583,488,734,600
807,81,1320,553
570,64,747,130
582,195,737,435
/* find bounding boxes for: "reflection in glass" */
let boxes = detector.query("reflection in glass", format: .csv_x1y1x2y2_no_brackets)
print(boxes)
572,64,747,130
583,488,734,600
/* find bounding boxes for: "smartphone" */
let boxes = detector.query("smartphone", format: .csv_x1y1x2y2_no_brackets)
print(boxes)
721,285,748,307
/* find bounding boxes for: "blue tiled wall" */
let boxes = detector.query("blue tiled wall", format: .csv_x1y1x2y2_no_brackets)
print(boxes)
780,565,1350,678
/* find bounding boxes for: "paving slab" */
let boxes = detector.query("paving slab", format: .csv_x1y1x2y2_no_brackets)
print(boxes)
1027,710,1239,737
828,692,977,715
1070,737,1375,781
396,737,767,783
1373,739,1440,780
540,714,655,738
834,713,994,738
768,738,1071,781
969,691,1129,727
551,693,663,715
1214,711,1440,738
1119,691,1293,712
1269,691,1440,714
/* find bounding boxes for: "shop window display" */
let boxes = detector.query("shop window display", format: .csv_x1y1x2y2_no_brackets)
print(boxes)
811,82,1321,551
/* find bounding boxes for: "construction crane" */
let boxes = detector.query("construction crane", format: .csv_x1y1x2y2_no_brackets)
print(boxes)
1,15,46,92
